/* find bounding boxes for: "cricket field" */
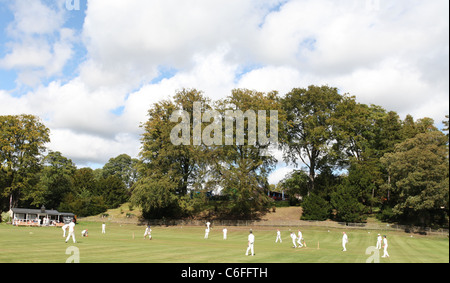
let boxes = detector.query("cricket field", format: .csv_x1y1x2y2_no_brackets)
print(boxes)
0,221,448,263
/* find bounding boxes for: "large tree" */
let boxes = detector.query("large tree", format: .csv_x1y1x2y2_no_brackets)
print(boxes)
281,85,343,194
381,129,449,226
102,154,138,189
34,151,77,209
0,115,50,209
211,89,281,218
332,102,401,213
132,89,211,218
97,175,129,209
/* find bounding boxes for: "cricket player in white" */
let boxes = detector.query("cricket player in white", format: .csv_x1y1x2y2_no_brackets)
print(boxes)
223,228,227,240
342,232,348,251
297,230,304,248
290,232,297,248
102,223,106,234
65,220,76,243
204,227,210,239
144,225,152,239
246,230,255,256
376,234,382,249
382,235,390,258
275,229,282,243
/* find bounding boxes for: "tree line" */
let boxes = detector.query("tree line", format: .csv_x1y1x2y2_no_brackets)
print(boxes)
0,114,135,217
1,86,448,227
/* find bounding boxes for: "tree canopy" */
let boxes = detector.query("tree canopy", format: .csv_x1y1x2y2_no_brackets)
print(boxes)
1,86,448,227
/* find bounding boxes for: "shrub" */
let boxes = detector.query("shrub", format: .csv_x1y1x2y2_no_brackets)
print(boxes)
376,206,395,223
301,193,331,221
331,183,367,223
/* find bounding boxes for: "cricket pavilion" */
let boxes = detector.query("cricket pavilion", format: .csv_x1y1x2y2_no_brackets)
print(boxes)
9,206,75,227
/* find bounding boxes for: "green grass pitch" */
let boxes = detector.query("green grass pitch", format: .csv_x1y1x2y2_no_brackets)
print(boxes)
0,222,448,263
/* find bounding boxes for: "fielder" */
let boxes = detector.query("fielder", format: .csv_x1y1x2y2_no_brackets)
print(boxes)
245,230,255,256
376,234,382,249
102,222,106,234
223,228,228,240
144,225,152,240
290,232,297,248
81,229,88,237
342,232,348,251
204,227,210,239
382,235,390,258
275,229,282,243
297,230,304,248
65,220,76,243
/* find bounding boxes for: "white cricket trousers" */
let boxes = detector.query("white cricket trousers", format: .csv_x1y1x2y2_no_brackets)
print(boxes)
383,245,389,257
66,231,76,243
246,243,254,256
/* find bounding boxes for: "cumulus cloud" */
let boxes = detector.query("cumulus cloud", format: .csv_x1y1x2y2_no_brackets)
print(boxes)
79,0,273,89
49,128,140,168
238,66,304,94
0,0,76,87
5,0,65,35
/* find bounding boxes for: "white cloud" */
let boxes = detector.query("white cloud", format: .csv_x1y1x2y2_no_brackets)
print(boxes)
0,0,76,87
49,129,140,168
0,90,26,114
5,0,65,36
1,39,52,69
268,166,296,185
248,0,449,123
80,0,265,89
238,66,304,94
121,80,178,133
330,57,449,122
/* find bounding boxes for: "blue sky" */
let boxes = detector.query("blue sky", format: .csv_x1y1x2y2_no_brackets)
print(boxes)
0,0,448,184
0,3,16,90
0,0,87,91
